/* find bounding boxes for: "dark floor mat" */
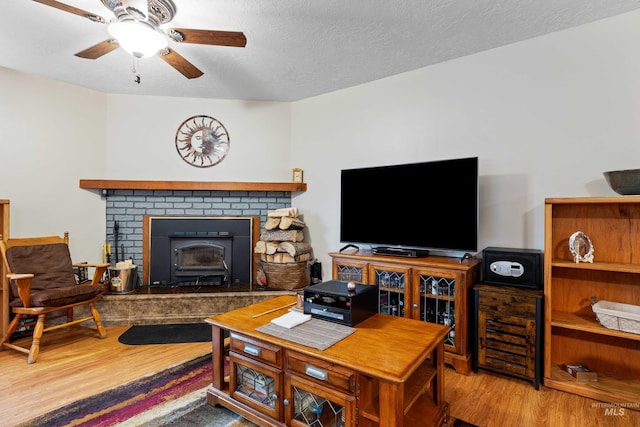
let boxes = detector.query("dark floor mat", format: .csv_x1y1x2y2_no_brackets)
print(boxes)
118,323,212,345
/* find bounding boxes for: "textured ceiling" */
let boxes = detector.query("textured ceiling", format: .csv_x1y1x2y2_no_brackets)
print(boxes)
2,0,640,102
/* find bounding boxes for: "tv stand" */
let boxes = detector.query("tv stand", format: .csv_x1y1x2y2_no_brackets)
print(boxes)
330,251,480,374
372,246,429,258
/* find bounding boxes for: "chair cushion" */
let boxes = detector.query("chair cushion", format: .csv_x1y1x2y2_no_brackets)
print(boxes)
6,243,77,293
10,283,102,308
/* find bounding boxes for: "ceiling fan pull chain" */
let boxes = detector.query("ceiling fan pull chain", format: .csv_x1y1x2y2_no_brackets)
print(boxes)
131,57,141,84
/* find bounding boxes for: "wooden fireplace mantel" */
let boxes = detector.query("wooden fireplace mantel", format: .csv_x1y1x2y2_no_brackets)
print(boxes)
79,179,307,192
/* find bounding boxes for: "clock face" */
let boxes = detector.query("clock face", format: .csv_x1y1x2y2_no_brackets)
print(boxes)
175,115,230,168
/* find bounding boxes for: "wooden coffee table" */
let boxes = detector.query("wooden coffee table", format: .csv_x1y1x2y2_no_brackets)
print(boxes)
206,295,450,427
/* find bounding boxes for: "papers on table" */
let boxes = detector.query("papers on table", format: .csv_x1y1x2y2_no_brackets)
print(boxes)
271,310,312,329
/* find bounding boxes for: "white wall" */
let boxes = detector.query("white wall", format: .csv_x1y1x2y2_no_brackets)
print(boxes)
4,9,640,281
292,10,640,279
0,68,292,262
104,95,291,182
0,68,107,261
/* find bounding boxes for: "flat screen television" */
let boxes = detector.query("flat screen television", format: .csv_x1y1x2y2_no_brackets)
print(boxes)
340,156,478,256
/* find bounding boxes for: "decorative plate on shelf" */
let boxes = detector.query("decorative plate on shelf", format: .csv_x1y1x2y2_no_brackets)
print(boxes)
569,231,594,263
175,115,230,168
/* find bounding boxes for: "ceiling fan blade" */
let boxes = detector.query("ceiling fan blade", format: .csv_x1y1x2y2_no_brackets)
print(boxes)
169,28,247,48
75,40,119,59
159,49,204,79
34,0,107,23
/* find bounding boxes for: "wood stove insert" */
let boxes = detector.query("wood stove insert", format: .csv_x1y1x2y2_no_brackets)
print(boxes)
143,216,258,287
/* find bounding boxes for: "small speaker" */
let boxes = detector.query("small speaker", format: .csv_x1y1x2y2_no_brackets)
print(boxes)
482,247,543,289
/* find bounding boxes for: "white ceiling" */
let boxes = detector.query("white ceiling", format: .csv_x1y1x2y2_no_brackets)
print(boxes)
2,0,640,102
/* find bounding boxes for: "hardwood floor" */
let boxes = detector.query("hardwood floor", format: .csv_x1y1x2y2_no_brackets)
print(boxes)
1,325,638,427
446,368,640,427
0,325,211,426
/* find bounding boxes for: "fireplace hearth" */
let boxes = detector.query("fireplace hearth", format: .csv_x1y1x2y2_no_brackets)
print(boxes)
143,216,258,287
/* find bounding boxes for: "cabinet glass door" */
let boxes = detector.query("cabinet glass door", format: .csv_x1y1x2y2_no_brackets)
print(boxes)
335,264,363,282
285,374,355,427
332,258,370,283
230,353,281,420
417,273,457,348
292,387,345,426
371,266,408,317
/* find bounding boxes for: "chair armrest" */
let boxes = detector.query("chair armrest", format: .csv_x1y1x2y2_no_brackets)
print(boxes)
72,263,111,286
88,264,110,286
8,273,34,280
7,273,34,308
73,263,110,269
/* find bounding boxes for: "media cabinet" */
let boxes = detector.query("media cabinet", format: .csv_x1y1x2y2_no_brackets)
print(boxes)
206,295,450,427
330,251,480,375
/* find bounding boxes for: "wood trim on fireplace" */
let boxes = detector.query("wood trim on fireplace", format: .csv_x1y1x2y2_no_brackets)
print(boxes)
79,179,307,192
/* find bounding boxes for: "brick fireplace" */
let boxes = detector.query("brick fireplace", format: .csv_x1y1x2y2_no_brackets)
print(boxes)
103,187,293,290
78,180,306,324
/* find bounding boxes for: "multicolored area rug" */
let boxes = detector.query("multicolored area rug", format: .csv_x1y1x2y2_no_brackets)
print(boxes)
18,355,247,427
20,353,477,427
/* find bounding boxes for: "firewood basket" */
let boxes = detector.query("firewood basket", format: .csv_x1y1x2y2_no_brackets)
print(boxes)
259,261,310,290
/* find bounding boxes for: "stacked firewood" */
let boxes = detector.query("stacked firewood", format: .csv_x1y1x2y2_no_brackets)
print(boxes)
254,207,313,263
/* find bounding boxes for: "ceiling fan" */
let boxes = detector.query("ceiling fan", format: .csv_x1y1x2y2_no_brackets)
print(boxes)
34,0,247,79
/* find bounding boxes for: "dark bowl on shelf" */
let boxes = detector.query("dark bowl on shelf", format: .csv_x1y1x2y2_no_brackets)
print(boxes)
603,169,640,195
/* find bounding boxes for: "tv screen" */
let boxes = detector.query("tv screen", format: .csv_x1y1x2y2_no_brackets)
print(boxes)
340,157,478,254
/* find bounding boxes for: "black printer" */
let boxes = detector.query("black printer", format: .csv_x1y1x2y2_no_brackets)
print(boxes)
303,280,378,326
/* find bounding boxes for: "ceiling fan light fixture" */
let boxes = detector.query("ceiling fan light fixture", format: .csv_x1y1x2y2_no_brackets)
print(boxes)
108,20,168,58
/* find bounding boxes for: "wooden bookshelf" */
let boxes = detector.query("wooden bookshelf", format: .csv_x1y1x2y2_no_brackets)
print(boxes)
544,196,640,407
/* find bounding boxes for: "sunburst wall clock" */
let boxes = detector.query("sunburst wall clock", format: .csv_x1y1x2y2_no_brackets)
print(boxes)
175,115,230,168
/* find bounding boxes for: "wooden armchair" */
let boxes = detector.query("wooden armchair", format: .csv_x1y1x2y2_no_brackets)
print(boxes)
0,232,109,363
